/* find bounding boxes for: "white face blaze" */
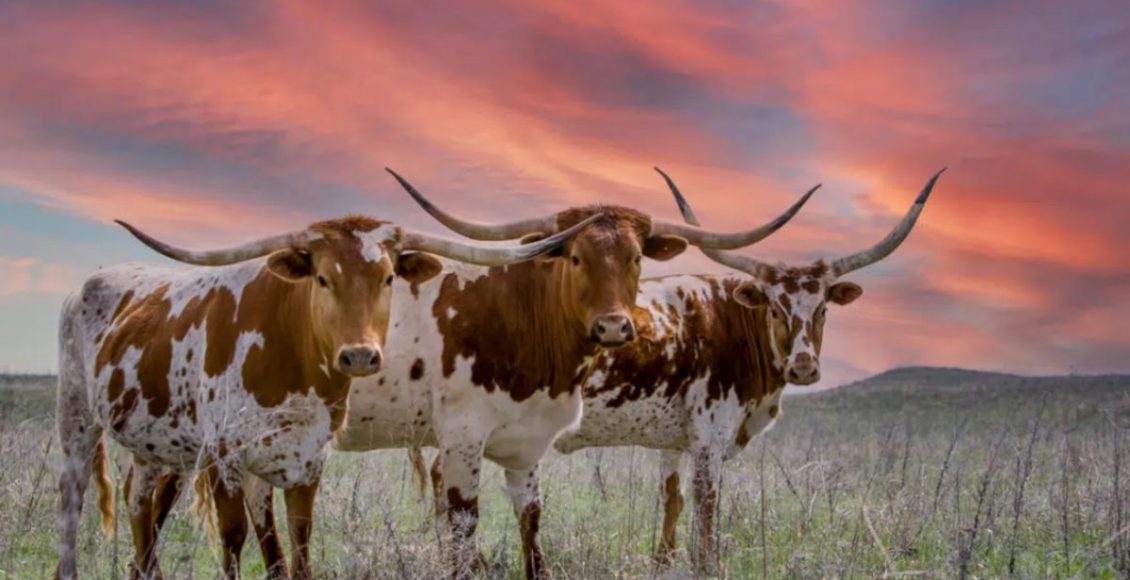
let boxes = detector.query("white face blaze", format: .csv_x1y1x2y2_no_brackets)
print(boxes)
733,263,862,386
355,226,398,263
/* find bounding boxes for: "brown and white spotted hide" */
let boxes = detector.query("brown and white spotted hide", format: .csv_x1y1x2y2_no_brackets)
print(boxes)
546,270,857,572
55,216,440,579
557,274,789,459
241,205,688,580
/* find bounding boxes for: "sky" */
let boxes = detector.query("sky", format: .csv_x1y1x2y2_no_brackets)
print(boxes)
0,0,1127,385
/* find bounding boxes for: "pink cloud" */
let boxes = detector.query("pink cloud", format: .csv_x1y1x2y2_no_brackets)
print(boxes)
0,256,82,298
0,0,1125,378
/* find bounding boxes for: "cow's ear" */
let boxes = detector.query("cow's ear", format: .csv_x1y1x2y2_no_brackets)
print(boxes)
396,252,443,284
266,249,313,282
827,281,863,305
643,235,688,261
520,232,567,262
733,281,769,309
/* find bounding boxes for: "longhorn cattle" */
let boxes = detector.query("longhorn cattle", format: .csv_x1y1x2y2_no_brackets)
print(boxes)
55,201,591,579
213,170,817,579
543,169,943,573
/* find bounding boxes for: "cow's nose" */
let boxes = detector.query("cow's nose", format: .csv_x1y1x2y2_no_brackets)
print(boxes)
787,353,820,385
590,314,636,347
336,345,383,377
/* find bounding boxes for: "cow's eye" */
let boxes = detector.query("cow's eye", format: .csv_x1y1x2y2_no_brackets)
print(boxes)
385,274,395,286
571,255,581,266
634,255,642,265
316,275,329,288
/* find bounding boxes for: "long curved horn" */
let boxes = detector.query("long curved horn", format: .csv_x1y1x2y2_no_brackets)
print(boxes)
387,169,558,240
830,169,945,276
650,168,818,249
402,214,599,266
658,170,815,278
115,220,321,266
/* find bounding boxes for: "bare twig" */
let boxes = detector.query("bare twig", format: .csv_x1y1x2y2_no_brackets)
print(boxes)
1008,397,1046,576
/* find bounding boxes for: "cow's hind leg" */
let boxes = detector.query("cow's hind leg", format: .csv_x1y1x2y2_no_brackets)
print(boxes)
430,452,445,525
55,307,99,580
283,480,320,580
505,466,548,580
208,467,249,579
151,471,182,532
244,476,288,579
56,416,99,580
655,450,685,567
126,458,164,579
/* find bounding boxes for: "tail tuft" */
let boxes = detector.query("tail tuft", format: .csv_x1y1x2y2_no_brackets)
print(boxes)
190,471,219,543
92,435,116,537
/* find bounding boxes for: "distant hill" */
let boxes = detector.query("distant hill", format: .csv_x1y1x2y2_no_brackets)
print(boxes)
0,374,55,388
783,366,1130,436
840,365,1129,391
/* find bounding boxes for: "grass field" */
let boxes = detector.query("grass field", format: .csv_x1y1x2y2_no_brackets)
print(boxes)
2,368,1128,578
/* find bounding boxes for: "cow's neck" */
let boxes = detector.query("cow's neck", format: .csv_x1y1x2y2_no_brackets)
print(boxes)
433,261,591,402
514,261,592,397
707,276,785,406
264,275,352,420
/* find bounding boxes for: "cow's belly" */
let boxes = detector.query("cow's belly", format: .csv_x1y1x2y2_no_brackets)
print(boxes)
92,396,202,470
334,368,435,451
90,355,338,488
87,355,204,471
555,387,689,454
240,395,335,488
479,388,583,471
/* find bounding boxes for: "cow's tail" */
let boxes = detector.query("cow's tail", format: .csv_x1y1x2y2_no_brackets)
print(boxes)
92,435,116,537
190,471,219,543
408,447,429,502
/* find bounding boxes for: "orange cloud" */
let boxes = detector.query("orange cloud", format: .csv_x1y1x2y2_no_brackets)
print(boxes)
0,0,1125,379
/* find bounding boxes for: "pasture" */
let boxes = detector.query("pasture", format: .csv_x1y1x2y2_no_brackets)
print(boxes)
2,368,1128,578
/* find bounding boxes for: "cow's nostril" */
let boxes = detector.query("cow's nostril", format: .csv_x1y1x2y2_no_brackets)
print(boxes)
369,353,381,367
595,323,607,335
620,322,630,334
338,352,352,369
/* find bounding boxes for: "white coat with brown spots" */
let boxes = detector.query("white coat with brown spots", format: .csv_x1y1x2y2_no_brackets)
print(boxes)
55,212,583,580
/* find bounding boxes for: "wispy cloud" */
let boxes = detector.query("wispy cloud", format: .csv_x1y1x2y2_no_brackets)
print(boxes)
0,0,1125,379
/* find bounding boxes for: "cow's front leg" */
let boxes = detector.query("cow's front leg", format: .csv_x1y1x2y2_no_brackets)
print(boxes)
283,480,320,580
655,450,685,567
244,475,288,579
690,448,724,576
439,440,486,580
126,458,164,580
506,466,548,579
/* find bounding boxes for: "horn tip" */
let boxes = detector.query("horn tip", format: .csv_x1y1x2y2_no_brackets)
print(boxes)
917,168,946,203
114,219,140,234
